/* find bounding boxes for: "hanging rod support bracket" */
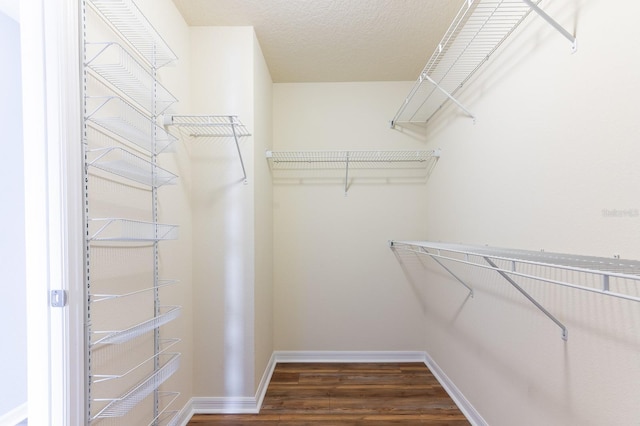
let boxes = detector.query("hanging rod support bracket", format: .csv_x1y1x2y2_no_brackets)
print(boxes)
483,256,568,341
423,74,476,123
522,0,577,53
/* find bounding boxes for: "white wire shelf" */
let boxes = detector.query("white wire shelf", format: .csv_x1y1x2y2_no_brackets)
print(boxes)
266,150,439,168
390,241,640,340
164,114,251,183
91,338,180,383
266,150,441,195
89,218,179,242
149,392,180,426
91,279,179,303
163,114,251,138
391,0,576,127
87,0,177,68
91,352,180,419
86,96,177,154
92,305,181,345
86,42,177,114
87,146,178,187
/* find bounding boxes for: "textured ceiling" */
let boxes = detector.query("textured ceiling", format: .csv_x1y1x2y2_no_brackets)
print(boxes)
171,0,461,83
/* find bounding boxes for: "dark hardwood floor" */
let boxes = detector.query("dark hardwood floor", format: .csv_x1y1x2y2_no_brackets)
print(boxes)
188,362,470,425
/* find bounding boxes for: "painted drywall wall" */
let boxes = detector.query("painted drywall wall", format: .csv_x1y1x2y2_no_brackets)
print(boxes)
272,82,431,351
398,0,640,424
189,26,262,397
0,9,27,419
252,32,274,391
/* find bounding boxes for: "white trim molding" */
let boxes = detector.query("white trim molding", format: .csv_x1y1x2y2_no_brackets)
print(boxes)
423,351,488,426
180,350,485,426
273,350,427,363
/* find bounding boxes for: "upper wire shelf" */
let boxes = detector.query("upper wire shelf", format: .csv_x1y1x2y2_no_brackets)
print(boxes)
164,114,251,183
390,241,640,340
87,146,178,187
91,352,181,419
390,0,575,127
267,150,440,195
266,150,439,168
163,114,251,138
86,96,177,154
89,218,179,241
87,0,177,68
86,42,177,114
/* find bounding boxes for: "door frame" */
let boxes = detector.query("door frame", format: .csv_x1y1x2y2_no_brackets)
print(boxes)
21,0,85,424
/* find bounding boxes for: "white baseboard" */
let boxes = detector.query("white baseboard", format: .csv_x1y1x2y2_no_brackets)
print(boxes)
181,350,484,426
186,352,277,416
423,351,488,426
0,403,27,426
273,350,427,363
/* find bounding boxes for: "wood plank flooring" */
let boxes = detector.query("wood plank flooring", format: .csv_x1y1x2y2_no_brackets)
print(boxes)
188,362,470,425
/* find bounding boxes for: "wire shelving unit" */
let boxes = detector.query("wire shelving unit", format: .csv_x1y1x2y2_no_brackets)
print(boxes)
86,42,177,114
83,0,181,423
87,146,178,187
390,241,640,341
266,150,441,195
86,96,177,154
164,114,251,183
390,0,576,128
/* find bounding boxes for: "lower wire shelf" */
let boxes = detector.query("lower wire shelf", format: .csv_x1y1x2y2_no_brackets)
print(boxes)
92,305,181,345
390,241,640,340
91,352,181,420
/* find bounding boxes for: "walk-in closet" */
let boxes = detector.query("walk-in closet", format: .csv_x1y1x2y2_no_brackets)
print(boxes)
4,0,640,425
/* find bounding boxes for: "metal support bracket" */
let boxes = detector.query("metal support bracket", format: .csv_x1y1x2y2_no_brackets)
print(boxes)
344,151,350,196
423,74,476,123
522,0,577,53
422,248,474,297
483,257,568,341
229,116,248,184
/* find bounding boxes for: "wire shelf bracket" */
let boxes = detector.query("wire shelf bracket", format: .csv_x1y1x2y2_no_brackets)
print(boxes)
163,114,251,184
390,241,640,341
266,150,441,196
390,0,577,129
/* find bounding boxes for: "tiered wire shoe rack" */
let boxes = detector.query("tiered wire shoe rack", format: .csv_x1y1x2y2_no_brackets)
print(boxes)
390,0,577,128
83,0,181,423
266,150,441,195
390,241,640,341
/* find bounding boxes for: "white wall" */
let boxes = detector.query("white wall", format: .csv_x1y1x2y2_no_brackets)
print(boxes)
272,82,430,351
403,0,640,424
0,8,27,419
189,26,273,398
252,32,274,391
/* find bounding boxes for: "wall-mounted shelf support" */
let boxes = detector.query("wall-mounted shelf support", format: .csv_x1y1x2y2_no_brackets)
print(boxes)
483,256,567,340
390,241,640,341
420,246,474,297
522,0,577,53
164,114,251,184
